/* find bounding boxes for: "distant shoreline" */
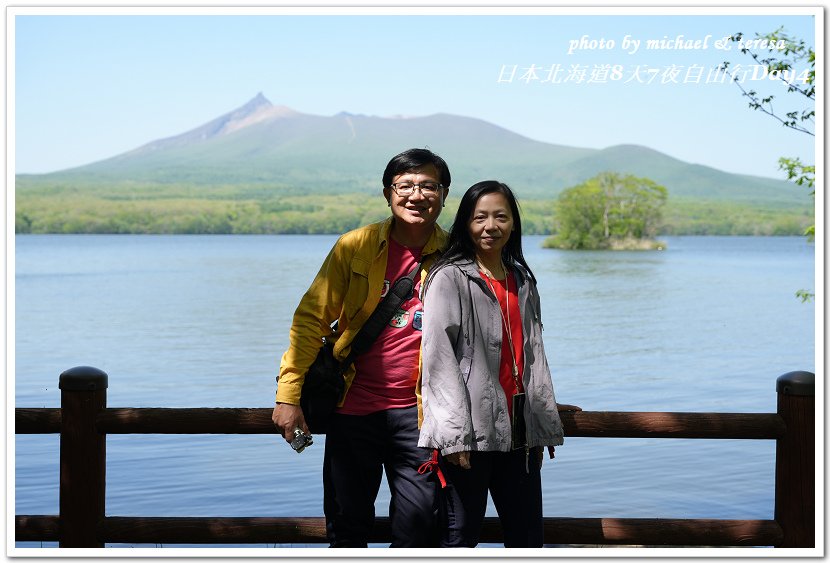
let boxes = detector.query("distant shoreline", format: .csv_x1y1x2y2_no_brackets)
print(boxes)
14,196,813,237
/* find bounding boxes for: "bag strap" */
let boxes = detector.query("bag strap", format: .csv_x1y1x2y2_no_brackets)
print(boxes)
341,259,423,367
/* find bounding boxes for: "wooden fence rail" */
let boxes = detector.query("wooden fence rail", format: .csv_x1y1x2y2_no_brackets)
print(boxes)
14,367,815,549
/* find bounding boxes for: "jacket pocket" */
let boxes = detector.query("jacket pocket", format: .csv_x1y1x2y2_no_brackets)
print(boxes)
344,258,371,320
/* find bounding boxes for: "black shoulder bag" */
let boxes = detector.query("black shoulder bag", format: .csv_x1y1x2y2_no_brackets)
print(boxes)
299,260,423,433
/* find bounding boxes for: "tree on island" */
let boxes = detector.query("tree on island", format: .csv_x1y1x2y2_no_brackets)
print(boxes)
544,172,667,250
725,27,815,301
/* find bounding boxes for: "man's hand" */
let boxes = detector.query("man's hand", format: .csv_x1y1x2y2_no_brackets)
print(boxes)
445,451,471,469
272,402,309,442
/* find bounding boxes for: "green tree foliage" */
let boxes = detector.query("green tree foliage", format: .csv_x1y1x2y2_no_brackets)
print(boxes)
727,27,814,136
661,198,812,236
726,27,815,300
728,27,815,211
779,156,815,240
16,186,812,237
544,172,667,250
13,194,389,234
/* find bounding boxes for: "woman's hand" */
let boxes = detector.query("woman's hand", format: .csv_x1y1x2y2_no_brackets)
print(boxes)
445,451,471,469
557,403,582,412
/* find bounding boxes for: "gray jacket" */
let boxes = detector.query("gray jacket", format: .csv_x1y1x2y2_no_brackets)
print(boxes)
417,259,564,455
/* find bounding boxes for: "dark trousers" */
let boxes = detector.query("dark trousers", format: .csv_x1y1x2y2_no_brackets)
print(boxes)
323,406,439,547
438,448,543,547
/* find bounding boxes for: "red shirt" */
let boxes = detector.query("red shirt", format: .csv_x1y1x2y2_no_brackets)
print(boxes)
339,238,423,415
481,270,524,418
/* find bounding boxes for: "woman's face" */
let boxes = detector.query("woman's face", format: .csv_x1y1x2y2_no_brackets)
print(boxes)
468,191,514,258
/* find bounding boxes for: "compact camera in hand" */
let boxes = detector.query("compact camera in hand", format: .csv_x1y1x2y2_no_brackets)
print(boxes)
289,427,314,453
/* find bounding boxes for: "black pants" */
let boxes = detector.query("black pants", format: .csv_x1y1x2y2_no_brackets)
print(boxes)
323,406,439,547
438,448,543,547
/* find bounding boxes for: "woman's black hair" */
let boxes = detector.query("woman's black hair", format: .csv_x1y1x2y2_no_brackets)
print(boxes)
430,180,536,285
382,148,451,189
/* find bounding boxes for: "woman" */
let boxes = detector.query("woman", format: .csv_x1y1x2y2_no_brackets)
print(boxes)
417,180,579,547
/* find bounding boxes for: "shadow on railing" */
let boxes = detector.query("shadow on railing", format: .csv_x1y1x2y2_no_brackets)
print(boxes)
15,367,815,548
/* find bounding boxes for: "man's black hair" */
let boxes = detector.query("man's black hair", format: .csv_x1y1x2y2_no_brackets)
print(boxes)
382,148,451,188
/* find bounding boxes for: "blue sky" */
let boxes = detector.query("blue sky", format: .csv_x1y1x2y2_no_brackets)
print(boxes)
11,7,818,180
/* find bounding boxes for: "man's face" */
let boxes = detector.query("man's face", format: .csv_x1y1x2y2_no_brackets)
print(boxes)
383,164,448,228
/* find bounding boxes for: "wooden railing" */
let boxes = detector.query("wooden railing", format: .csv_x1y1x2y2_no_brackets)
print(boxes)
15,367,815,548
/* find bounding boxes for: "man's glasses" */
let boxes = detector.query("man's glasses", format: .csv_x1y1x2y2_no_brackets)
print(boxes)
390,182,443,197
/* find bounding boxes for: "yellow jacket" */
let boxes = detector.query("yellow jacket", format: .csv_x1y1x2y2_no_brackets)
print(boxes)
277,217,448,414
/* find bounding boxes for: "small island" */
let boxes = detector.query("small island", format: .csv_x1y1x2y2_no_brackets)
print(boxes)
543,172,668,250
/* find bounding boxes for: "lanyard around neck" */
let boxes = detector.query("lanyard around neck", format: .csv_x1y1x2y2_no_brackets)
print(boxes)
477,260,521,394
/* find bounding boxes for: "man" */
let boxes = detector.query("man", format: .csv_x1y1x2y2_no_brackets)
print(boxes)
273,148,451,547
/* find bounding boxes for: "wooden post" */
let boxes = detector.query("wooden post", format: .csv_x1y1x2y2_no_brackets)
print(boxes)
774,370,815,548
59,366,108,548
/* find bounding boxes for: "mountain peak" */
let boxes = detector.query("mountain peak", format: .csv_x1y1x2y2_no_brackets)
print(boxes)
237,92,272,114
221,93,298,133
130,93,299,152
252,91,270,104
229,92,273,121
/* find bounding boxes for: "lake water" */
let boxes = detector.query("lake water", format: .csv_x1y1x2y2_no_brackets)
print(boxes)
12,234,816,550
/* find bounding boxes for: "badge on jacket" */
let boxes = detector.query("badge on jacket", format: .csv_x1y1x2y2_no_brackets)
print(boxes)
389,309,409,328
